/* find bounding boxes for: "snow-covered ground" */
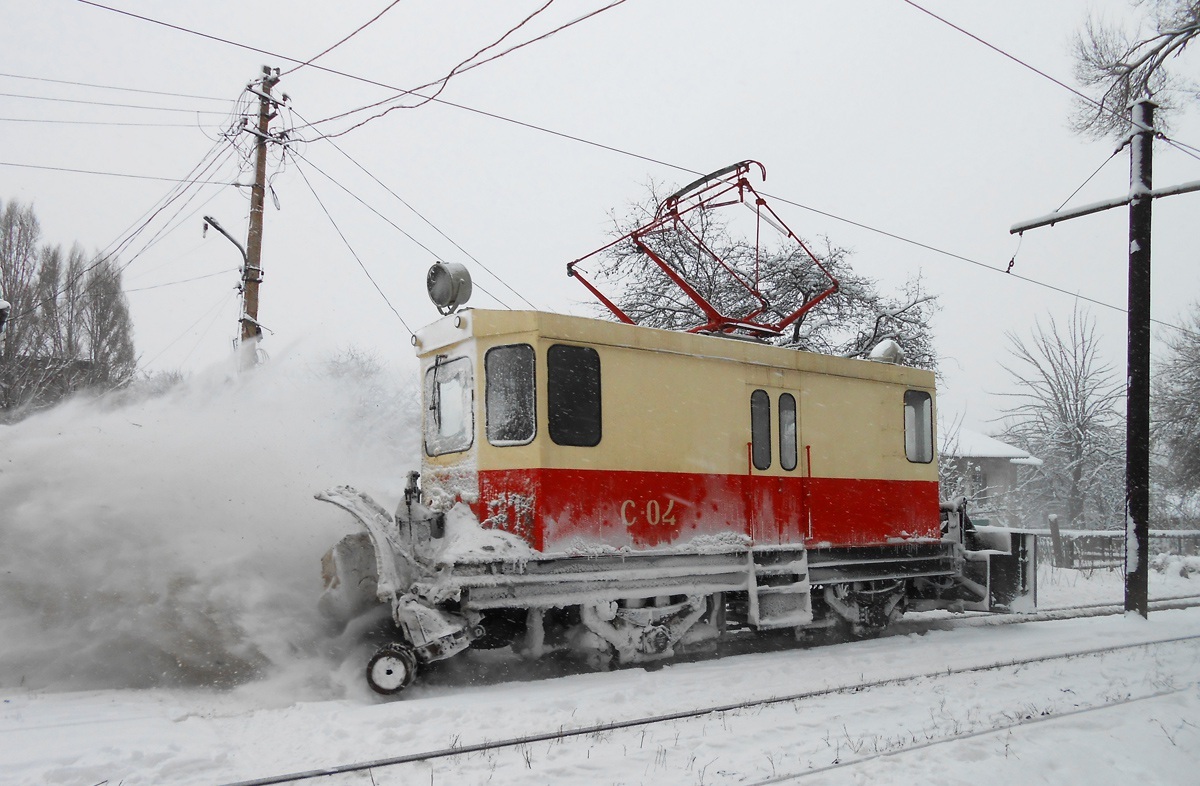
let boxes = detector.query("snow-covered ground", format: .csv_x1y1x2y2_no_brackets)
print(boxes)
2,354,1199,784
2,571,1198,785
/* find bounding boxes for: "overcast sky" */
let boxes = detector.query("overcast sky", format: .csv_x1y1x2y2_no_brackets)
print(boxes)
3,0,1198,432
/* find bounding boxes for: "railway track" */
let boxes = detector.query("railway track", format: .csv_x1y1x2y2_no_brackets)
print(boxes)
749,684,1190,784
896,592,1200,631
222,596,1200,786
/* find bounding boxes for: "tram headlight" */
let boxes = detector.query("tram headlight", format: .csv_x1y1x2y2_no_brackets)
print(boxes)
427,262,472,315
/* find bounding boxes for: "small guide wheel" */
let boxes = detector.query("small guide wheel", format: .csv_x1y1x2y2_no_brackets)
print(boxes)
366,642,419,695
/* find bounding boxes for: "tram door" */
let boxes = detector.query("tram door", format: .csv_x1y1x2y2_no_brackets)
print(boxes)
746,385,805,545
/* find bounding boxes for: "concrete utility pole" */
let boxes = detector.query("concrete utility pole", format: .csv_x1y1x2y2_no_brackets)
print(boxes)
241,65,280,371
1011,98,1200,619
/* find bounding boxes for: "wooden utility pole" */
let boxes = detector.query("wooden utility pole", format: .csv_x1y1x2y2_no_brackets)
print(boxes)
1011,98,1200,619
241,65,280,370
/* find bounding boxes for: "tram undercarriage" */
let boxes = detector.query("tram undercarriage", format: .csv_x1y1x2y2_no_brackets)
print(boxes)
317,486,1035,696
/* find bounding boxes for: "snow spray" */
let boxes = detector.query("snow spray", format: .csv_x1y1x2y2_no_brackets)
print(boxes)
0,346,418,696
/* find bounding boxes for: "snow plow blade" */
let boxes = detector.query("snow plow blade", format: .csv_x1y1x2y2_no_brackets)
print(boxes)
316,485,428,620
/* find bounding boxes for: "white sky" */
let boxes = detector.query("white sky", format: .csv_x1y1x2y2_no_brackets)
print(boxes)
3,0,1199,432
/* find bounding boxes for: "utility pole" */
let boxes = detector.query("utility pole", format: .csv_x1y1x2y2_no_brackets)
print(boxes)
241,65,280,371
1125,100,1153,618
1011,98,1200,619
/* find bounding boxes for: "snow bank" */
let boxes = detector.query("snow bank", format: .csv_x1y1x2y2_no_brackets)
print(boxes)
0,345,419,696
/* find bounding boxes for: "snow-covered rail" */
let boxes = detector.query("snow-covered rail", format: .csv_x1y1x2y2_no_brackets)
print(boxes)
894,593,1200,634
219,629,1200,786
747,685,1189,785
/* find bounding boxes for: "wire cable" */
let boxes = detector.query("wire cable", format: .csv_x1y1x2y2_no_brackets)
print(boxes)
280,0,405,77
178,290,240,367
66,0,1198,337
289,108,533,309
0,90,237,115
303,0,564,135
1055,149,1123,212
308,1,633,139
0,70,229,102
0,117,223,128
125,268,240,293
289,150,513,309
0,159,240,184
139,288,238,369
760,188,1196,337
7,135,237,322
898,0,1130,129
291,158,415,336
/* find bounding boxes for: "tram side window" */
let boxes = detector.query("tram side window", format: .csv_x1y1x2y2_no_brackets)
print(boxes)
751,389,771,470
779,393,797,471
904,389,934,463
424,356,474,456
548,344,601,447
486,344,536,445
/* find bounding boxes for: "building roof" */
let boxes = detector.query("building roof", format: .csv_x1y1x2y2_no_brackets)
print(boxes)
942,428,1042,466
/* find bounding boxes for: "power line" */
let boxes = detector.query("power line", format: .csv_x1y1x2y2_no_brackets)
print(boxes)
140,288,238,369
291,158,415,336
110,148,243,275
178,290,240,367
289,150,512,309
289,108,533,309
0,160,241,184
7,137,238,322
0,70,229,102
68,0,1195,335
764,189,1198,337
1160,135,1200,164
0,90,236,115
75,0,629,142
280,0,405,77
304,0,595,138
898,0,1125,126
0,116,222,128
125,267,240,293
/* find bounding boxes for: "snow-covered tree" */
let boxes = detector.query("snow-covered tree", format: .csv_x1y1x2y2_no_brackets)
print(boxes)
997,308,1125,529
0,198,137,420
1073,1,1200,136
1152,303,1200,526
591,182,939,370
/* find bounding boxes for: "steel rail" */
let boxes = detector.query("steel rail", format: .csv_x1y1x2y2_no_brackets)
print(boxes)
750,686,1189,784
220,626,1200,786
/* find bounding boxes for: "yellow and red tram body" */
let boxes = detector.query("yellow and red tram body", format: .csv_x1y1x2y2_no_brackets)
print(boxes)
418,308,940,556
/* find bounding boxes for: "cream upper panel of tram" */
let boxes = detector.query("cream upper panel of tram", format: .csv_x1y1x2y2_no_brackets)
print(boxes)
416,310,937,481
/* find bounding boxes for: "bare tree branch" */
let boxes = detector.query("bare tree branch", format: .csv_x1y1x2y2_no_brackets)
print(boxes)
1073,1,1200,137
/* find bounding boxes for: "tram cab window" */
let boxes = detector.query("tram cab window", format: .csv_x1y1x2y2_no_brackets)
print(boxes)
779,393,798,471
424,355,474,455
486,344,536,446
904,389,934,463
548,344,601,446
750,389,771,470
